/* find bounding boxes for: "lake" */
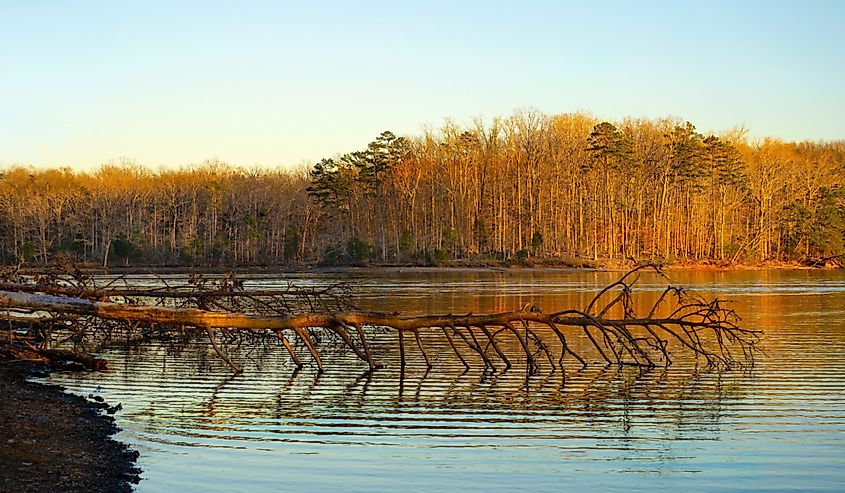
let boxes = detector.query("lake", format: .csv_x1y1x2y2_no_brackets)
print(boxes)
45,269,845,492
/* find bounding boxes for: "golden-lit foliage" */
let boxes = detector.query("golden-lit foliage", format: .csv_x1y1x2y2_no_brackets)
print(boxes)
1,111,843,266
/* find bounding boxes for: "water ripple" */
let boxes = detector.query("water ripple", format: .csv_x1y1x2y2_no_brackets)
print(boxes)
47,269,845,493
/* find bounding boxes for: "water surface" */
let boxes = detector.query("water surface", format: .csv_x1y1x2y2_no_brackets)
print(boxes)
47,269,845,492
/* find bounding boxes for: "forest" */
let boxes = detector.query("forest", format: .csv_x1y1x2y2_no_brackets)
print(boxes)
1,110,843,268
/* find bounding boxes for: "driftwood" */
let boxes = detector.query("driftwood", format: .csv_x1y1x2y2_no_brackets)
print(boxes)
0,266,761,374
0,335,109,370
0,281,347,302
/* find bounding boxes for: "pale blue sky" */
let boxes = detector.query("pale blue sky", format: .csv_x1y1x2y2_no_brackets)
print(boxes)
1,0,843,169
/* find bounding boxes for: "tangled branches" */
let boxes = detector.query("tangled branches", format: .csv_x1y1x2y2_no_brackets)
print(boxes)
0,265,761,374
0,264,353,370
547,265,761,370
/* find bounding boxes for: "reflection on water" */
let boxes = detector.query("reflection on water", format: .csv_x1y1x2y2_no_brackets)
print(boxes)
47,270,845,492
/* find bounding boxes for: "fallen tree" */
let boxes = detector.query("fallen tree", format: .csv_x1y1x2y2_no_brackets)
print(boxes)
0,266,761,373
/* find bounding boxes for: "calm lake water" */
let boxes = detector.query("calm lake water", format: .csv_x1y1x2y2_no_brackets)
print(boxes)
46,269,845,492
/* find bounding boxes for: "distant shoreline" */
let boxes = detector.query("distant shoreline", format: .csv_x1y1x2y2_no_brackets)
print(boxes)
14,258,841,276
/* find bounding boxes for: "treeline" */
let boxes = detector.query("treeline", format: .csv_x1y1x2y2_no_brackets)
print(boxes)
1,110,844,267
0,163,315,266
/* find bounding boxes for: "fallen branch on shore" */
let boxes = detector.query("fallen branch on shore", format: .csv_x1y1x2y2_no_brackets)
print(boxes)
0,337,108,370
0,266,761,374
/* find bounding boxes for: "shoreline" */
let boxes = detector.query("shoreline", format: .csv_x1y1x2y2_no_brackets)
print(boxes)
0,361,140,492
17,259,841,276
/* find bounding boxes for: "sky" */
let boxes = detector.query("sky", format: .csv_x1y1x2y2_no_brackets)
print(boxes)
1,0,843,170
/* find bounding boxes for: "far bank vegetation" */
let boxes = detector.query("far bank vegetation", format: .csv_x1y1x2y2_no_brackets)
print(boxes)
1,111,843,268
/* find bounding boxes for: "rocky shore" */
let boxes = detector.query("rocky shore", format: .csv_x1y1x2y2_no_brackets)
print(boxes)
0,361,140,492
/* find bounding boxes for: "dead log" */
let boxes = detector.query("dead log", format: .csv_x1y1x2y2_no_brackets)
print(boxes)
0,281,345,301
0,337,108,370
0,266,762,374
37,348,109,370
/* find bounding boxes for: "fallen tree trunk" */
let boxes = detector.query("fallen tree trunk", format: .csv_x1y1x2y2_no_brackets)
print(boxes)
0,281,345,301
0,266,762,374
